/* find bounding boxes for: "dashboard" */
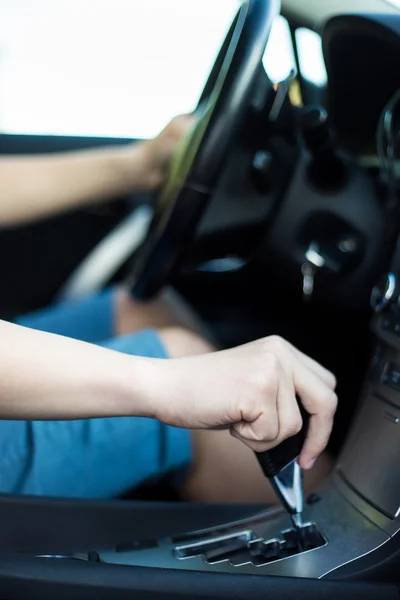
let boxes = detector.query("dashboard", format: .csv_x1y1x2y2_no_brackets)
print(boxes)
322,13,400,155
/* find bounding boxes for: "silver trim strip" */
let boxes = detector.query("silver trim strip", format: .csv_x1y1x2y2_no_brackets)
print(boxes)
56,205,152,302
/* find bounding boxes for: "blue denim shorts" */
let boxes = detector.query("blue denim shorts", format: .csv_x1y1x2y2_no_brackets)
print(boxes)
2,288,192,498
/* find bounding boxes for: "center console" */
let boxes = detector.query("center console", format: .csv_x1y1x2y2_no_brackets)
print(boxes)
76,473,395,580
0,300,397,600
2,241,400,598
46,281,399,583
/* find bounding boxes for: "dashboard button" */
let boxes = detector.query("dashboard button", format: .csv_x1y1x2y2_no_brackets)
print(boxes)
381,363,400,391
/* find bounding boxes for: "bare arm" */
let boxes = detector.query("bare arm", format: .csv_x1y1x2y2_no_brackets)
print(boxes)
0,115,192,226
0,145,150,225
0,320,337,469
0,319,158,420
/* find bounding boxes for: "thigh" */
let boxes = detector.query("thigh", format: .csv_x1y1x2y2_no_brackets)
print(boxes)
116,287,215,343
181,428,333,504
0,420,32,494
15,288,116,344
21,415,191,498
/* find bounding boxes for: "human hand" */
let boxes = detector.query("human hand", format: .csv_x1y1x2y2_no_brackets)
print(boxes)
134,114,195,191
155,336,337,470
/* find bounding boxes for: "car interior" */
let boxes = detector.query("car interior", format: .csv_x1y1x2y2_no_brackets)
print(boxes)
0,0,399,598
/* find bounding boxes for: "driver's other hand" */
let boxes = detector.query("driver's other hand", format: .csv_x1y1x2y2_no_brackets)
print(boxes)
135,114,196,191
155,336,337,470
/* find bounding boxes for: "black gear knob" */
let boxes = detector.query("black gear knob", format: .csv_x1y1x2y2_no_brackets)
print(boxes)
254,404,309,529
255,403,310,478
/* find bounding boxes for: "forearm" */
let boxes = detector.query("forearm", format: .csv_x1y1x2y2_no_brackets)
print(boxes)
0,320,159,420
0,143,151,226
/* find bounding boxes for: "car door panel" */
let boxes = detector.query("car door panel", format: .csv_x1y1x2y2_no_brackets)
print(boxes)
0,134,138,318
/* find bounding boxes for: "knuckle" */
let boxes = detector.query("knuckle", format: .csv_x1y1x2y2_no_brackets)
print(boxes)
254,415,279,443
268,419,280,441
329,391,338,413
254,344,279,371
320,390,338,415
257,353,279,394
266,335,287,353
263,351,280,373
283,417,303,438
292,416,304,436
264,425,279,443
327,371,337,389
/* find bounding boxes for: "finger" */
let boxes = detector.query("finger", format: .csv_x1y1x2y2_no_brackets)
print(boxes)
230,361,280,451
298,410,335,470
261,347,304,447
275,377,303,445
264,337,336,389
286,342,336,389
293,363,337,467
230,402,280,451
230,427,278,452
230,378,302,453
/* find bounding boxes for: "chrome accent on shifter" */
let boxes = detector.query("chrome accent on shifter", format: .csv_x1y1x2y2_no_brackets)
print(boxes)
290,513,304,530
270,460,304,529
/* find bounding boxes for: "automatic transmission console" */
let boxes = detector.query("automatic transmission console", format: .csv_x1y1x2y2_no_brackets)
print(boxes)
173,522,325,567
38,273,400,581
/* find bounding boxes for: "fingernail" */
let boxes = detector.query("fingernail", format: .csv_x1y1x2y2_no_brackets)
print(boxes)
305,458,316,470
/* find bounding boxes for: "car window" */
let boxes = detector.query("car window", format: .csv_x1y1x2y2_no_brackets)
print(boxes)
0,1,295,139
295,28,327,87
263,15,296,84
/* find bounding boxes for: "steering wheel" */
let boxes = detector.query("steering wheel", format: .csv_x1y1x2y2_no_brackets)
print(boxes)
131,0,279,300
59,0,385,309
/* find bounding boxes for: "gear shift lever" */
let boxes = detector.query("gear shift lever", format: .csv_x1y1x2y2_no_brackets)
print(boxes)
255,404,309,530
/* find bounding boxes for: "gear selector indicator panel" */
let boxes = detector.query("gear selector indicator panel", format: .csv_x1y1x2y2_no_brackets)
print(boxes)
174,523,326,568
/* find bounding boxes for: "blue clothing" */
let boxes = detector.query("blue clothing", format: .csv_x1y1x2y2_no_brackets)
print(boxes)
0,289,192,498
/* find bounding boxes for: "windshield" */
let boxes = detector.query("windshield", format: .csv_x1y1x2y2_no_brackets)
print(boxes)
0,0,324,139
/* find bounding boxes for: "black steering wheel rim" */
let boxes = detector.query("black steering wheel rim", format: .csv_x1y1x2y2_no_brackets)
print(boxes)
132,0,279,300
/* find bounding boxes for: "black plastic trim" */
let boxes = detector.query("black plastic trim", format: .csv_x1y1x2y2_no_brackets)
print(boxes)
0,555,398,600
